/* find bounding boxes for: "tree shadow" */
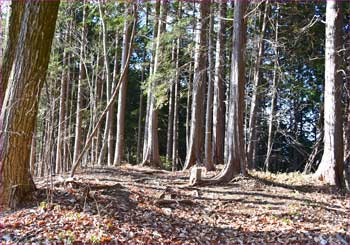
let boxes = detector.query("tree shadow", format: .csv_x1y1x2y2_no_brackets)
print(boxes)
248,174,340,195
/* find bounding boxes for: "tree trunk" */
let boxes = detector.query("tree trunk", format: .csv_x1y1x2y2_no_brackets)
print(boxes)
210,0,247,183
344,9,350,190
30,133,36,177
212,0,227,166
114,4,134,165
0,0,59,208
172,2,182,171
73,0,87,165
70,9,137,177
0,2,25,114
315,1,344,187
55,19,71,174
183,2,210,170
142,0,168,168
265,3,279,172
204,2,215,171
247,1,269,170
143,1,160,161
97,1,114,166
166,46,175,163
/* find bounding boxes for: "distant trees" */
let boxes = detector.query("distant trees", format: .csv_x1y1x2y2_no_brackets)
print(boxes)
2,0,350,196
314,1,344,187
0,1,59,208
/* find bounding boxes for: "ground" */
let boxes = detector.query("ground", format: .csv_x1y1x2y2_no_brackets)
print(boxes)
1,165,349,244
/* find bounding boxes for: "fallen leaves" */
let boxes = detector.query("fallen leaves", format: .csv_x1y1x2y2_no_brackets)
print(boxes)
1,166,349,244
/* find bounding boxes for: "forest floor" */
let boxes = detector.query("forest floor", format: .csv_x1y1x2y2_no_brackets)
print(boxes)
1,164,349,244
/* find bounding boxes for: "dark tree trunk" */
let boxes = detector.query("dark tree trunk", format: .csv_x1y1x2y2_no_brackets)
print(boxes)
213,0,227,166
114,4,134,165
247,1,269,170
0,0,59,208
0,2,25,114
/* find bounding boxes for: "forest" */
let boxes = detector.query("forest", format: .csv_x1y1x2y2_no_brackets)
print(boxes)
0,0,349,244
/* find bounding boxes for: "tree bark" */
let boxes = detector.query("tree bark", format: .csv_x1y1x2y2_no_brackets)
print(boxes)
265,2,278,172
55,18,71,174
183,2,209,170
315,1,344,187
209,0,247,183
172,2,182,171
142,0,168,168
204,2,215,171
166,45,175,163
212,0,227,166
73,0,87,165
114,4,134,165
344,7,350,190
0,1,25,114
247,1,269,170
0,0,59,208
143,0,160,161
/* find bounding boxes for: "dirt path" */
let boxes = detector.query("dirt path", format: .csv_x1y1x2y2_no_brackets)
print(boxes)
1,165,349,244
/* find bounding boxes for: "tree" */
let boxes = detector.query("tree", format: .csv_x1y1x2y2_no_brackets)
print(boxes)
247,1,269,170
210,0,248,183
204,2,215,171
0,0,59,208
344,7,350,189
0,2,25,114
114,4,134,165
264,2,278,171
143,0,160,163
55,7,72,174
212,0,227,166
73,0,87,165
183,2,210,170
315,1,344,187
142,0,168,168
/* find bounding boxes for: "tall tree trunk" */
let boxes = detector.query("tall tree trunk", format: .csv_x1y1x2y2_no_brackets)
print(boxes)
142,0,168,168
210,0,247,183
204,2,215,171
265,3,279,171
344,8,350,190
97,0,113,166
315,1,344,187
136,7,149,165
0,2,25,114
114,4,134,165
137,51,146,163
186,1,196,150
213,0,227,166
166,44,175,163
0,0,59,208
143,0,160,161
73,0,87,165
172,2,182,171
247,1,269,170
55,18,71,174
183,2,210,170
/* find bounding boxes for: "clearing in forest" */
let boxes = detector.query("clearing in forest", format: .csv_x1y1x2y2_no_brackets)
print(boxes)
1,165,349,244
